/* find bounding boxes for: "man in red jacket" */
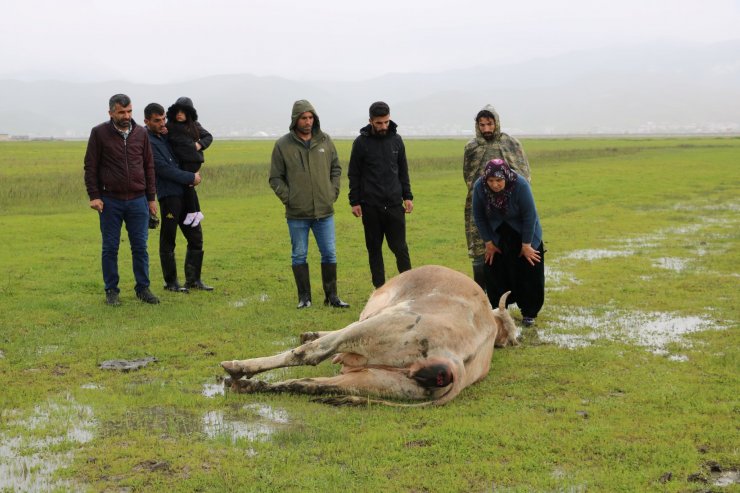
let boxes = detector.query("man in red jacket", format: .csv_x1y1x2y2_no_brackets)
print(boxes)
84,94,160,306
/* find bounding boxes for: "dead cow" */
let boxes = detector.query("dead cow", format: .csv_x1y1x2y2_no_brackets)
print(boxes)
221,265,519,406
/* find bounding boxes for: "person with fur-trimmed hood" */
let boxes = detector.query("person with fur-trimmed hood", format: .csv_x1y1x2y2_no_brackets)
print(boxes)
269,100,349,309
463,104,530,291
165,97,213,228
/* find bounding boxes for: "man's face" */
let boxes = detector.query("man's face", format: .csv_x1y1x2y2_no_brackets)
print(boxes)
109,103,133,129
144,113,167,135
296,112,314,136
370,114,390,135
478,117,496,140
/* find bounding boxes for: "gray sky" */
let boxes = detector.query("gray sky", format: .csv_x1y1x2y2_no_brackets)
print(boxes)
2,0,739,83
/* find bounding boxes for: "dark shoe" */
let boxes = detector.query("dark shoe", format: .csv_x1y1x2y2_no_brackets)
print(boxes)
186,280,213,291
136,287,160,304
105,289,120,306
292,263,312,309
321,263,350,309
324,296,349,308
164,282,189,293
522,317,536,327
184,250,214,291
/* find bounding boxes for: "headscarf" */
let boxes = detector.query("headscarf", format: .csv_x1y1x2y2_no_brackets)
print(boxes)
482,158,518,214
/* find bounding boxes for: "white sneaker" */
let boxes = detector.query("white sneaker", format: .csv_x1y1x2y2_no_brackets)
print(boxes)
183,212,197,225
191,211,204,227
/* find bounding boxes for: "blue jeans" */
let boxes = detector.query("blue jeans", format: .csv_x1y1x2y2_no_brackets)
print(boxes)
99,195,151,292
287,216,337,265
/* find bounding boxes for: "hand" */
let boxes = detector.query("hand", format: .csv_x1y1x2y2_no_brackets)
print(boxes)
484,241,502,265
148,201,158,216
195,142,202,151
351,205,362,217
404,199,414,214
519,243,541,266
89,199,104,213
193,172,202,185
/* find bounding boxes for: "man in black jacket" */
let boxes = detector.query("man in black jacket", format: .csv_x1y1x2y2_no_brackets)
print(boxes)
348,101,414,288
144,103,212,293
84,94,159,306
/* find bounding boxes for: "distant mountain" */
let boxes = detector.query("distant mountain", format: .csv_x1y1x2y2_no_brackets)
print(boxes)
1,40,738,138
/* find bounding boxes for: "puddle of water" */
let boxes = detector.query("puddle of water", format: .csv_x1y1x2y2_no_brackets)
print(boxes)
202,410,275,442
230,294,270,308
0,349,5,358
713,470,740,486
653,257,689,272
0,397,96,492
81,383,103,390
202,383,225,398
542,308,726,359
562,249,634,261
230,299,247,308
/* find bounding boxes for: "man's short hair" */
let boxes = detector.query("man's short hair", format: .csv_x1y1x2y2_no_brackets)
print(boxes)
369,101,390,118
144,103,165,119
476,109,495,122
109,94,131,111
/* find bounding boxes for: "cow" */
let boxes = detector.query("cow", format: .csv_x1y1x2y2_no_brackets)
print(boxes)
221,265,519,406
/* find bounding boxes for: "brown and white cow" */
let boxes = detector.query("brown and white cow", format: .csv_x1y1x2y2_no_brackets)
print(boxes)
221,265,519,406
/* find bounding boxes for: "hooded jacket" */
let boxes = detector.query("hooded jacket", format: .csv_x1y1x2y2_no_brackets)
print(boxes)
269,100,341,220
165,97,212,166
463,104,531,258
84,119,156,202
347,120,413,208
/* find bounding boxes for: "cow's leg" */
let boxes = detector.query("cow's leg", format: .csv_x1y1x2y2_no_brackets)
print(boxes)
228,368,433,402
222,321,364,379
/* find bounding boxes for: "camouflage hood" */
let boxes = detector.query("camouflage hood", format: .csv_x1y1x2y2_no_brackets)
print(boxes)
474,104,502,142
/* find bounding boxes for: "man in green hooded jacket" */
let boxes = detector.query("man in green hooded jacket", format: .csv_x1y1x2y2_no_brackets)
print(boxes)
463,104,531,291
269,100,349,309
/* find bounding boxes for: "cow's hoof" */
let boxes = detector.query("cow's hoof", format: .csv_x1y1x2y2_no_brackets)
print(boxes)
300,332,320,344
220,360,246,380
233,378,268,394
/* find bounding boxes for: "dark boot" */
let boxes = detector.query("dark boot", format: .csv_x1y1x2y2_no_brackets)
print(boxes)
291,264,312,309
184,250,214,291
321,263,349,308
160,252,188,292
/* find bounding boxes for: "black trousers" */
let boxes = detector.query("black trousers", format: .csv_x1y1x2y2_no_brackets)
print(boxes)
181,161,201,214
361,204,411,288
484,222,544,318
159,195,203,254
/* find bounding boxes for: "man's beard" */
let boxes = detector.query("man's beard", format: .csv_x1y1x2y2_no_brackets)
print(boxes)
114,119,131,129
482,132,494,141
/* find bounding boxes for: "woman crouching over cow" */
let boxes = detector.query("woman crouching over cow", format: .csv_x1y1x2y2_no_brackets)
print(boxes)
472,158,544,327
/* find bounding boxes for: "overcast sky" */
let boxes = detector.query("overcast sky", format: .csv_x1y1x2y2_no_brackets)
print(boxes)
2,0,739,83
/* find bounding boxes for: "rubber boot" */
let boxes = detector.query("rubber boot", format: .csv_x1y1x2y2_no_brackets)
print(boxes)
291,263,312,309
160,252,188,292
321,263,349,308
184,249,214,291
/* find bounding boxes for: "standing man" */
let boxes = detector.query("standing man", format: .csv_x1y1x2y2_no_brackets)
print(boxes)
269,100,349,309
348,101,413,288
463,104,531,291
144,103,213,294
84,94,159,305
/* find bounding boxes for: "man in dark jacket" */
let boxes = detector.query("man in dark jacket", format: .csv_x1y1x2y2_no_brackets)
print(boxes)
144,103,212,294
84,94,159,305
269,100,349,309
348,101,413,288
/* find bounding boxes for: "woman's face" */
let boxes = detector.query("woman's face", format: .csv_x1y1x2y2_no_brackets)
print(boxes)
486,176,506,193
175,110,187,122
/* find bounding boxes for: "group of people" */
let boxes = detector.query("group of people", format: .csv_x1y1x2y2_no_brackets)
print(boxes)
84,94,545,326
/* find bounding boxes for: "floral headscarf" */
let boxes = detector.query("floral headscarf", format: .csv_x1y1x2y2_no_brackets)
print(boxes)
483,158,518,214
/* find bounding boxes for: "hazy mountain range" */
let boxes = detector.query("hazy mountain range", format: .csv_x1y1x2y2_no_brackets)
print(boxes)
1,40,738,138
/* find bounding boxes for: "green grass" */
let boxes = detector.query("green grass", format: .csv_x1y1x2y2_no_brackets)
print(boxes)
0,137,738,492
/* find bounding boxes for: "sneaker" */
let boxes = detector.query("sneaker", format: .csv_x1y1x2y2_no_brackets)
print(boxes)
191,211,204,227
522,317,536,327
183,212,197,226
105,289,120,306
136,287,160,304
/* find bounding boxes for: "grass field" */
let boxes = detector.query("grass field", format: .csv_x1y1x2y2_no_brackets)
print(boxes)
0,136,738,492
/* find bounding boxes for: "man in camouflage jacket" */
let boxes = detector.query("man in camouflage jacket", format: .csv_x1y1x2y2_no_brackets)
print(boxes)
463,104,531,290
